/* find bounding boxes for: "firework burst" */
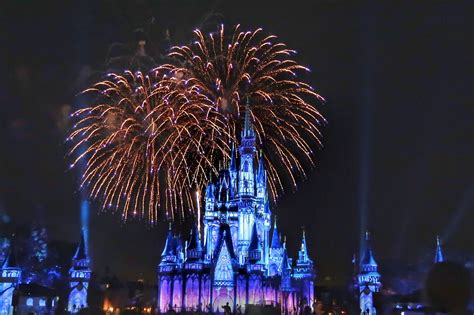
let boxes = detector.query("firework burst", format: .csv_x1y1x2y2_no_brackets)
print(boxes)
68,70,231,222
159,24,326,199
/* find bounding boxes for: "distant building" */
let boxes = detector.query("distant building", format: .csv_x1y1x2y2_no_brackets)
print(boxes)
357,232,381,315
157,106,315,314
68,230,92,314
16,283,59,315
0,244,21,315
390,236,446,315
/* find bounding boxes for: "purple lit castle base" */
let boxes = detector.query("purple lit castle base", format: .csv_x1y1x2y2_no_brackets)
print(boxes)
157,110,315,314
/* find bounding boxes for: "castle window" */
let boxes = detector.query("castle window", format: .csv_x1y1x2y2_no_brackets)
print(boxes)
39,299,46,307
214,241,234,286
26,298,34,306
243,161,249,172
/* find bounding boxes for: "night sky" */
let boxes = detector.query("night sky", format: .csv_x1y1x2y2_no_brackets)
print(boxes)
1,0,472,285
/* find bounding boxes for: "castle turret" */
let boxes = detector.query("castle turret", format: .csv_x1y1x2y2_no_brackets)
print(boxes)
186,223,203,262
293,229,315,309
68,229,91,314
160,224,178,267
434,235,444,263
294,229,313,279
358,231,381,315
0,242,21,315
269,217,284,276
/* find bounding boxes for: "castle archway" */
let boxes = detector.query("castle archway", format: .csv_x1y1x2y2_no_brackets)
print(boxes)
213,292,234,314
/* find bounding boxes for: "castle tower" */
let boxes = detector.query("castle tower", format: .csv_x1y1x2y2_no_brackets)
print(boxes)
294,229,314,279
269,217,284,276
434,235,444,263
0,242,21,315
280,239,294,315
158,224,179,313
68,229,91,314
237,102,258,264
358,231,381,315
294,229,315,308
238,102,256,197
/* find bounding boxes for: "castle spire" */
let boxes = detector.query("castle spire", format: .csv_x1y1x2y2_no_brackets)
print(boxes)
242,98,255,139
271,216,281,249
434,235,444,263
161,223,176,257
360,231,377,270
280,247,292,291
298,228,309,262
248,222,260,252
248,222,263,263
187,222,203,251
186,222,203,261
74,229,88,261
238,99,256,196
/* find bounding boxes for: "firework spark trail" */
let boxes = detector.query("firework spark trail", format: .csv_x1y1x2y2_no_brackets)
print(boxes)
159,24,326,200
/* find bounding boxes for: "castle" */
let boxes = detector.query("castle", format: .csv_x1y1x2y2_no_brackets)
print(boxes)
157,107,315,314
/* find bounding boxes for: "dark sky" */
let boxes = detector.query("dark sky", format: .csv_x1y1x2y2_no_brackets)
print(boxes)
1,0,472,285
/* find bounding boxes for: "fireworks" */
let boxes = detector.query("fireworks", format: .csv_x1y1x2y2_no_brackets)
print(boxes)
159,24,325,199
68,25,325,223
68,70,230,222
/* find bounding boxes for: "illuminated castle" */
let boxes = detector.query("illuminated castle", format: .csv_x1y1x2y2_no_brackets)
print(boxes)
157,107,315,314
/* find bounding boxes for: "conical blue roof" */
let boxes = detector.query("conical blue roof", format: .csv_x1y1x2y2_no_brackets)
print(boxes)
434,235,444,263
161,224,176,257
74,229,88,260
298,229,310,262
360,231,377,267
187,222,202,251
271,218,281,249
281,248,291,270
248,222,260,252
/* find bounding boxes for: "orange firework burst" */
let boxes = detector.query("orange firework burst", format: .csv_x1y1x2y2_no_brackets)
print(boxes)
159,24,326,199
68,70,231,223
